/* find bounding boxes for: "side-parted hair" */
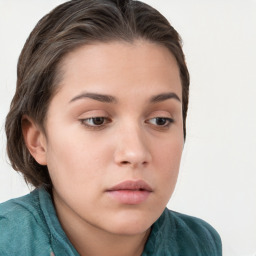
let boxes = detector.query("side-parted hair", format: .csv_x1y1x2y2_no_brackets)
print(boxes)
5,0,189,190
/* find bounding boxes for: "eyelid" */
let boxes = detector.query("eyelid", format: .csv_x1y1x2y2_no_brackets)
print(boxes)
79,116,112,130
78,108,112,129
146,117,174,124
145,111,175,130
78,109,109,118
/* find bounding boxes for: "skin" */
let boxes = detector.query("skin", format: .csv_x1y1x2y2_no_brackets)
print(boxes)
23,40,184,256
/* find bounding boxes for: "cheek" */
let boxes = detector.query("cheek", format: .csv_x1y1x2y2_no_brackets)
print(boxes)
45,127,111,186
155,134,183,169
153,137,183,193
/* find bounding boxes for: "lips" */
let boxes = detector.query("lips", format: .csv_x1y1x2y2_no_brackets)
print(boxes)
106,180,153,205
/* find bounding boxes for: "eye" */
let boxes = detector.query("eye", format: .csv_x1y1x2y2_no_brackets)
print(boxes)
147,117,174,127
80,117,111,128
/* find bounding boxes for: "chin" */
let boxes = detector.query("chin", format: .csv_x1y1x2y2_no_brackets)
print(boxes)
110,223,151,236
104,211,155,236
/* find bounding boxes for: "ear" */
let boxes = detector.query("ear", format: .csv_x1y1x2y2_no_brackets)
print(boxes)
21,115,47,165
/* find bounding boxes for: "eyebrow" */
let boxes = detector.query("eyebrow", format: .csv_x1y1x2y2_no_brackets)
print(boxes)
69,92,117,103
150,92,181,103
69,91,181,104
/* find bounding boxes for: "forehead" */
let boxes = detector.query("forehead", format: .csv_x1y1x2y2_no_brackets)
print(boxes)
56,40,182,98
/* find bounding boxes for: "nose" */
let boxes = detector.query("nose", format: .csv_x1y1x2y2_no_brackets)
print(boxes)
113,123,152,168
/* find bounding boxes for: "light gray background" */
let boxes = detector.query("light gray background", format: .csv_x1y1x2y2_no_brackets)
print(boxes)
0,1,256,255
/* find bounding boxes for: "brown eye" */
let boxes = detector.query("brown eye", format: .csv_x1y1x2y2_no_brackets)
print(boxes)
81,117,110,127
91,117,105,125
147,117,174,127
155,117,168,126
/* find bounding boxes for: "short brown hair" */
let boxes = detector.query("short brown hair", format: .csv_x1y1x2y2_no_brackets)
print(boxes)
5,0,189,190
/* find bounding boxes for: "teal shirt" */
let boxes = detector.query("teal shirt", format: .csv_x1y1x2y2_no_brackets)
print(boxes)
0,188,221,255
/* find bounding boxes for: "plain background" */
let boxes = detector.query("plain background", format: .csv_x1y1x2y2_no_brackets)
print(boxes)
0,1,255,255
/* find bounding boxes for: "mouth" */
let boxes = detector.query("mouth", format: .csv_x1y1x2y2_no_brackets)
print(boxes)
106,180,153,205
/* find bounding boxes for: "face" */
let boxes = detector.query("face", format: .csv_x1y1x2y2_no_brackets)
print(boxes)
39,41,183,236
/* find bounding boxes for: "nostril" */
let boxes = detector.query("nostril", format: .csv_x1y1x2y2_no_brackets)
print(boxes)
121,161,130,165
119,160,148,167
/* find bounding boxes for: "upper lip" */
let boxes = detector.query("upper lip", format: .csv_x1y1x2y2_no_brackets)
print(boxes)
107,180,153,192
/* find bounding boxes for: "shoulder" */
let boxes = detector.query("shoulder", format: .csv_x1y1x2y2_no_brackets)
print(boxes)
0,189,52,255
145,208,222,256
169,210,220,237
0,189,48,232
167,209,222,255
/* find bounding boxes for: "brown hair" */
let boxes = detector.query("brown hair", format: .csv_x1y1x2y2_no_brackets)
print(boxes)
5,0,189,190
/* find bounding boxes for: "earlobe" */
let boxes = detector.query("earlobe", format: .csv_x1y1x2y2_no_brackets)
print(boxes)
21,115,47,165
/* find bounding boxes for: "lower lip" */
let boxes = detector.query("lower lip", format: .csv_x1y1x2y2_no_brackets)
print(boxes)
107,190,151,204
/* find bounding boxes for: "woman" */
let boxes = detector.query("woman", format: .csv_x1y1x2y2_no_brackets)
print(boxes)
0,0,221,255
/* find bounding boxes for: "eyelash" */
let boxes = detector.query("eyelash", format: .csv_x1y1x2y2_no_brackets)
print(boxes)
80,117,111,130
146,117,174,129
79,116,174,130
